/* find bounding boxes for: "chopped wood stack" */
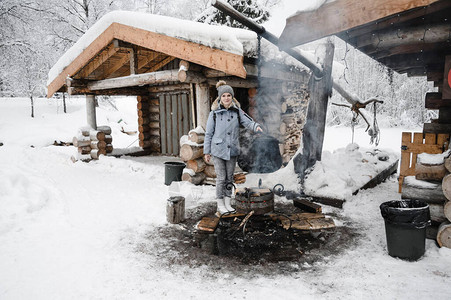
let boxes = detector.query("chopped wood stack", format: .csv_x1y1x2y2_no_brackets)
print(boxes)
72,125,113,161
279,88,309,164
137,95,160,152
404,153,451,248
180,128,207,185
180,127,246,186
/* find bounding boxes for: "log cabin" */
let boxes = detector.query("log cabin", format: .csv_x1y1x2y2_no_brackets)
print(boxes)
46,11,310,157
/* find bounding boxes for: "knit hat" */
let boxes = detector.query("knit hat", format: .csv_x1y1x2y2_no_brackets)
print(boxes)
216,80,234,98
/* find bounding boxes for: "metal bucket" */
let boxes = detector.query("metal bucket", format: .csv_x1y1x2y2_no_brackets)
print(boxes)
235,187,274,215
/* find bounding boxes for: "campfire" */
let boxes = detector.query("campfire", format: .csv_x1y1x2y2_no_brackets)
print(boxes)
196,184,336,262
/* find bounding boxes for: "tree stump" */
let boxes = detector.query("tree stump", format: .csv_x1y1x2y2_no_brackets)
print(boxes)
166,196,185,224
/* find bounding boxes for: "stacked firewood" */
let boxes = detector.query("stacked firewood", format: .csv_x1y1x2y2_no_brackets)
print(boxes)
180,127,207,185
180,127,246,185
72,126,113,161
137,96,160,152
439,156,451,248
279,88,309,164
412,153,451,248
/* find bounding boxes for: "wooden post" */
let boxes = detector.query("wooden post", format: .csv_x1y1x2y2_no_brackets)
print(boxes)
166,196,185,224
86,94,97,129
294,42,334,180
195,83,210,129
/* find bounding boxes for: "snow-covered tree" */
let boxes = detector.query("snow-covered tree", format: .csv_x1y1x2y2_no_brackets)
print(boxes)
195,0,276,28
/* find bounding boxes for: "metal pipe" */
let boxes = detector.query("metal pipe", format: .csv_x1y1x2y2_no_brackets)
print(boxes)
211,0,324,77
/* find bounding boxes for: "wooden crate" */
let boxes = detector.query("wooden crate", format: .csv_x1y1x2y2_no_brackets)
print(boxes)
398,132,449,192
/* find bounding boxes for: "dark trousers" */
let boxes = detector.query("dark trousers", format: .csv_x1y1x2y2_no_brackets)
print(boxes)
212,156,237,199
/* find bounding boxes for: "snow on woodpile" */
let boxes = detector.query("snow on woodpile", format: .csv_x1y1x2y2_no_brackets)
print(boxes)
302,144,396,200
417,150,450,165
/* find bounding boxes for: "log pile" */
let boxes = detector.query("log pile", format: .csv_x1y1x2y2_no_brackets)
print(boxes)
137,95,160,152
279,88,309,164
71,125,113,162
403,153,451,248
180,127,246,186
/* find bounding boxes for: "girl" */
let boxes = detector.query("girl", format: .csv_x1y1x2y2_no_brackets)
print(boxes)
204,81,262,215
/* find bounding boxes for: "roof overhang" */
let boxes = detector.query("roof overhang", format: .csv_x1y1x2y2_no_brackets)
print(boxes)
47,22,247,98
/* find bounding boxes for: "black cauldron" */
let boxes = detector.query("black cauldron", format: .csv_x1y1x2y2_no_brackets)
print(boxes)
249,134,282,173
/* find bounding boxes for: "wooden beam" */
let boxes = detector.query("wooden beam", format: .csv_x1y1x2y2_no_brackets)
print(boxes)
423,123,451,133
294,42,334,180
195,83,210,129
103,52,130,78
178,70,206,83
77,44,118,78
47,24,116,97
425,92,451,109
148,83,191,93
378,52,446,70
130,45,138,75
113,23,246,78
87,69,179,90
68,86,149,96
351,23,451,51
146,56,175,72
47,22,247,98
206,77,258,88
339,0,451,40
279,0,443,48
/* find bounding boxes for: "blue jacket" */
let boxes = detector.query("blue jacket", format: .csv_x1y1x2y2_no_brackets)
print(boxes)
204,98,260,161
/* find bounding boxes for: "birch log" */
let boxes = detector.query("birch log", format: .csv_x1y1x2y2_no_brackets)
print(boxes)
443,174,451,201
437,221,451,248
180,144,203,161
166,196,185,224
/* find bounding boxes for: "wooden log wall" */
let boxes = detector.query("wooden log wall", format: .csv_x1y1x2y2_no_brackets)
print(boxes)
137,95,161,152
72,125,113,162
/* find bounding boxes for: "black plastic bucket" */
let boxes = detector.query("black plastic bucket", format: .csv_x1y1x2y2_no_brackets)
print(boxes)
164,162,185,185
380,199,431,261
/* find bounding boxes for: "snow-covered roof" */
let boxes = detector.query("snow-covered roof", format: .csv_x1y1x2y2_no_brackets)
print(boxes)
47,11,258,86
47,10,309,95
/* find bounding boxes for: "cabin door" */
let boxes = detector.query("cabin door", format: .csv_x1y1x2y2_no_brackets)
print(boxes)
159,92,193,155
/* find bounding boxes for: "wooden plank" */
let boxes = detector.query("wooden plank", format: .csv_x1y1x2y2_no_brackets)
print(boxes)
197,216,220,232
281,217,335,231
310,196,344,208
278,0,442,48
359,159,398,191
425,93,451,109
423,123,451,134
292,197,322,213
411,133,424,170
181,93,189,135
400,132,412,176
47,24,116,97
78,44,119,78
165,95,171,154
171,94,178,155
113,23,246,79
159,95,167,154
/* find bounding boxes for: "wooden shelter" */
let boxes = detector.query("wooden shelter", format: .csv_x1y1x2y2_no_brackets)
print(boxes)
278,0,451,134
47,15,309,156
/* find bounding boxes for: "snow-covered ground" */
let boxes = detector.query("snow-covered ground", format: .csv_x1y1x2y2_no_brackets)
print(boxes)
1,97,450,299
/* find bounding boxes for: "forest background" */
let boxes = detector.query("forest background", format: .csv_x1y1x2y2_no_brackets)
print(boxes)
0,0,436,128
